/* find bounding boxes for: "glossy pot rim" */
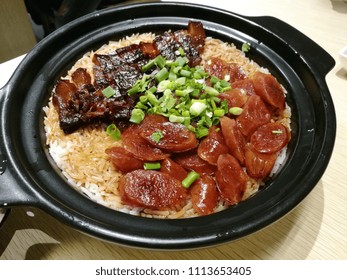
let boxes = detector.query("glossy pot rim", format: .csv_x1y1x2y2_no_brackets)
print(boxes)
0,1,336,249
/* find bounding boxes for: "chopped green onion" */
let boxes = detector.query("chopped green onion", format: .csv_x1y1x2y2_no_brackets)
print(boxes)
154,67,169,82
159,90,176,111
102,86,116,98
178,47,185,56
175,89,188,97
142,59,156,72
147,91,159,106
190,101,207,116
128,84,141,95
154,55,166,69
147,86,157,94
169,115,185,123
129,52,240,139
157,80,171,92
128,75,150,95
129,108,145,124
151,130,164,143
221,86,232,92
175,77,186,86
229,107,244,115
180,69,192,78
106,124,121,141
135,102,148,110
214,109,225,117
210,75,220,84
165,60,176,67
168,72,177,81
242,42,251,52
220,79,231,88
195,126,209,138
139,95,148,103
272,129,283,134
204,85,219,96
182,171,200,188
144,162,161,170
176,56,187,67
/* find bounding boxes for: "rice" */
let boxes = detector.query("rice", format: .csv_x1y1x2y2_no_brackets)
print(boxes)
43,33,291,219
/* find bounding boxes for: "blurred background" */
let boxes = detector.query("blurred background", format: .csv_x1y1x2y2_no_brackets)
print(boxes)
0,0,150,63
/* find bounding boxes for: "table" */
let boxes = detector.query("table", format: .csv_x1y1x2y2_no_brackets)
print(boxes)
0,0,346,260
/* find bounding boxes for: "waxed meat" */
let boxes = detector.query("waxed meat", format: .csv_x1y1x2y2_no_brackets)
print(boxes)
53,21,206,134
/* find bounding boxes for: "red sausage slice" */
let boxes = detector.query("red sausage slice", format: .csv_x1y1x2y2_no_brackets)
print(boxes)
106,146,144,173
122,124,171,161
250,122,290,154
220,116,246,165
216,154,248,205
219,88,249,109
198,126,229,165
190,175,219,216
252,71,285,111
205,57,247,82
236,95,271,138
140,117,198,153
160,158,188,181
232,78,256,96
118,170,187,210
173,150,217,176
244,143,278,179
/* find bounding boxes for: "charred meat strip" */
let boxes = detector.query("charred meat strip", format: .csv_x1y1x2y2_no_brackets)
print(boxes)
53,21,206,134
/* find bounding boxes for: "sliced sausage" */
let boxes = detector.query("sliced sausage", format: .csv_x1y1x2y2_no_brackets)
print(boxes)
106,146,144,173
250,122,290,154
244,143,278,179
232,78,256,96
198,126,229,165
160,158,188,181
220,116,246,165
118,170,187,210
219,88,249,109
122,124,171,161
216,154,248,205
140,116,198,153
252,71,285,111
173,150,217,176
190,175,219,216
236,95,271,138
205,57,247,82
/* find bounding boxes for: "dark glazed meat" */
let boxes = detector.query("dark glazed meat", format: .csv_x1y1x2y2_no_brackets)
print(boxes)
52,21,206,134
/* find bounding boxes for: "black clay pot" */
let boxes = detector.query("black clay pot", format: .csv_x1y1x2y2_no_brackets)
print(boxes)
0,2,336,249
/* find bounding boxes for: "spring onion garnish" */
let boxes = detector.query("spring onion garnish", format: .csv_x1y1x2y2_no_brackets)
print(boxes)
151,130,164,143
128,51,232,138
242,42,251,53
272,129,283,134
143,162,161,170
128,74,150,95
190,100,207,116
182,170,200,188
169,115,185,123
129,108,145,124
102,86,116,98
154,67,169,83
210,75,231,92
106,124,121,141
229,107,244,115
